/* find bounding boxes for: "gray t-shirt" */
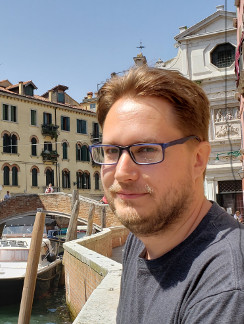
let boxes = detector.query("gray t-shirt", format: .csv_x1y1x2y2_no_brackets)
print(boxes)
117,202,244,324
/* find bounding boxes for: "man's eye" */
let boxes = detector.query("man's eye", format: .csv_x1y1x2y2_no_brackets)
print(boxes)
104,147,118,154
137,146,158,153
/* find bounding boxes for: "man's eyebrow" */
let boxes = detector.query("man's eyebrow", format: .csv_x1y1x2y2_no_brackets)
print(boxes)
102,139,163,145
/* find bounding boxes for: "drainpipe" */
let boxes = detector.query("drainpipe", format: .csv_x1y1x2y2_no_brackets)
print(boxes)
54,107,59,191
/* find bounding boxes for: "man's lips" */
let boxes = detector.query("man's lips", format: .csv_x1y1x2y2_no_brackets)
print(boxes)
115,192,148,199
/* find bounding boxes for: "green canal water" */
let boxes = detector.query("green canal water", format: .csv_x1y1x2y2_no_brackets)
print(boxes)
0,286,72,324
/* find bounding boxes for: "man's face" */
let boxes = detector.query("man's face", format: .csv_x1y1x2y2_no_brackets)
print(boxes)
101,96,195,236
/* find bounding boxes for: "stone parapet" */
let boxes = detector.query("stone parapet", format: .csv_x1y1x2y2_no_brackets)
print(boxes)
63,227,129,322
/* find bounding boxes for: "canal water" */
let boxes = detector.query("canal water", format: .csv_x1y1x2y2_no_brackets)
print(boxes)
0,286,72,324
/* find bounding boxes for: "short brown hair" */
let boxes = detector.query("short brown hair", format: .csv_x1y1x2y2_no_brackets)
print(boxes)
97,66,210,141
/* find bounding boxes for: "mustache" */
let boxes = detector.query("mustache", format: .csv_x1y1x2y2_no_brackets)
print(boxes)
109,183,153,195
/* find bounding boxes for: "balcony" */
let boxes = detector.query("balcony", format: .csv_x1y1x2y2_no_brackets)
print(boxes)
90,132,102,144
41,150,59,163
41,124,59,139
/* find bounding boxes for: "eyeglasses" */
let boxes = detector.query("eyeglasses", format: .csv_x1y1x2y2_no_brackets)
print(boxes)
89,135,201,165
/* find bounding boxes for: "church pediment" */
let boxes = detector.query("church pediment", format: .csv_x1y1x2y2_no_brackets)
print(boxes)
175,11,236,42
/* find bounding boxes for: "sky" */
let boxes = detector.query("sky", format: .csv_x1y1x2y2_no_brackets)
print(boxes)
0,0,236,103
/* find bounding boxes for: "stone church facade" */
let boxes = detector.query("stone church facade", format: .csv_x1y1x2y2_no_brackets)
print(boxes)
156,6,242,214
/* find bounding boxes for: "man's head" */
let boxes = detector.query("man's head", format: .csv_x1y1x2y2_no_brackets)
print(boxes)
7,191,9,195
95,67,210,236
97,66,210,141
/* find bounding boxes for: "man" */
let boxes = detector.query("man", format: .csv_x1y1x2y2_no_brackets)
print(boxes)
3,191,11,200
89,67,244,323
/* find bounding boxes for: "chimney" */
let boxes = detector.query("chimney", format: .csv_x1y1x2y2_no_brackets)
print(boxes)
133,53,147,67
216,5,224,11
19,81,24,95
48,90,52,102
179,26,187,33
87,92,93,99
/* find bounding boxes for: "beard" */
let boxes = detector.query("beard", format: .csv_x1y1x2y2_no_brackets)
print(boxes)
104,178,193,236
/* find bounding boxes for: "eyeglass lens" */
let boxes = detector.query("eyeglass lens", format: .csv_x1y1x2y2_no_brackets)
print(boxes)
92,144,164,164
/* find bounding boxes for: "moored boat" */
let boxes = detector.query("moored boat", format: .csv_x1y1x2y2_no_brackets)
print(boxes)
0,216,63,305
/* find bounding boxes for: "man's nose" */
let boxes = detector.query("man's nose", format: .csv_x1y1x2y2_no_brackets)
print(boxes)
114,150,139,182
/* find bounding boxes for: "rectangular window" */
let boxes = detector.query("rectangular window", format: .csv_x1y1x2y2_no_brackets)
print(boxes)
58,92,65,103
2,104,17,122
90,103,96,111
44,142,53,152
61,116,70,131
77,119,87,134
31,110,37,126
3,104,8,120
25,85,34,96
43,112,52,125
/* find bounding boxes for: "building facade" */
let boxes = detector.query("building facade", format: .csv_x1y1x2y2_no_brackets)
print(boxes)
156,5,242,214
0,81,102,201
235,0,244,216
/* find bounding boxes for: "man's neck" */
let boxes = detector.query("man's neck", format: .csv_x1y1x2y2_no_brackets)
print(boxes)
138,197,212,260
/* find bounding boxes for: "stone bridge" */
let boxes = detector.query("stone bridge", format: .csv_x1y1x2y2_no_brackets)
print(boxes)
0,192,120,228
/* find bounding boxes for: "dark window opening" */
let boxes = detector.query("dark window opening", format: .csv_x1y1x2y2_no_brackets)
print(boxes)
211,43,235,68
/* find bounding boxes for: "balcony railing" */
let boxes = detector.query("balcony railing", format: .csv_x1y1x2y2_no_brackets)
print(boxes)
41,124,59,139
90,132,102,144
41,150,59,163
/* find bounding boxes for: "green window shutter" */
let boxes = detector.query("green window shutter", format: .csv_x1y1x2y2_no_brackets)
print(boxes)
3,104,8,120
67,117,70,131
11,106,17,122
31,110,36,125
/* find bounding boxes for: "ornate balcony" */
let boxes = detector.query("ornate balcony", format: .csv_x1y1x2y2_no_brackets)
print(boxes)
41,124,59,139
41,150,59,163
90,132,102,144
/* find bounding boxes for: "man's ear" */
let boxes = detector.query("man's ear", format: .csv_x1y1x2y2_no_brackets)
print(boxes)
193,141,211,180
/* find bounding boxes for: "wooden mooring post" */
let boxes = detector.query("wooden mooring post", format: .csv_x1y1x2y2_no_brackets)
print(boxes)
66,190,80,242
86,203,95,236
100,206,106,229
18,211,46,324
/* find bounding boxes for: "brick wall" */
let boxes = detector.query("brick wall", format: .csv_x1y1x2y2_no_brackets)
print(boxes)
0,192,121,227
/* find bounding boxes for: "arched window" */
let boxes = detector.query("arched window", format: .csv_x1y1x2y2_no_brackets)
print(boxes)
76,144,82,161
62,170,70,189
63,142,68,160
81,145,90,161
76,171,83,189
32,168,38,187
11,134,18,154
3,133,11,153
3,166,10,185
31,137,37,156
12,166,18,186
82,172,90,189
94,173,100,190
46,169,54,186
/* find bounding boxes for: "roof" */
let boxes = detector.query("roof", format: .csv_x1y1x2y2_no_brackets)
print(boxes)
7,80,38,90
42,84,69,97
0,86,95,115
0,80,12,88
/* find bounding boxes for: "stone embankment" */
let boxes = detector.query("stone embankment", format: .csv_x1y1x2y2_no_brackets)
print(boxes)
63,226,128,323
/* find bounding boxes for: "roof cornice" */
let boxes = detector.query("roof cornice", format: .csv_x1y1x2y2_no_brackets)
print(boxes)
0,89,95,116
